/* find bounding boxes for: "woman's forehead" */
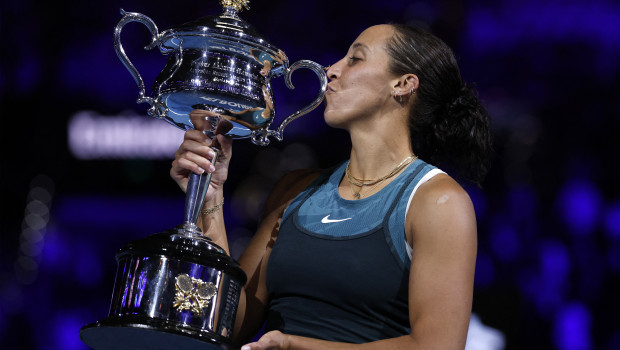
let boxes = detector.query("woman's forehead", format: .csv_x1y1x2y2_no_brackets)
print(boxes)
351,25,395,49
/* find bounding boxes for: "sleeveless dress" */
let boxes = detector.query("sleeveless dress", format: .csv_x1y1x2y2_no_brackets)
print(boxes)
264,159,439,343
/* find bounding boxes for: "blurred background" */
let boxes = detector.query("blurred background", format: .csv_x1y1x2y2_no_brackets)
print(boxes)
1,0,619,349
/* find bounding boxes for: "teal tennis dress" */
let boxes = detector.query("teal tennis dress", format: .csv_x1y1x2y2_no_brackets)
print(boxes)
264,159,440,343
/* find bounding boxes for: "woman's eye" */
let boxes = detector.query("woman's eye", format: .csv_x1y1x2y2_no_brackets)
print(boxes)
348,56,362,63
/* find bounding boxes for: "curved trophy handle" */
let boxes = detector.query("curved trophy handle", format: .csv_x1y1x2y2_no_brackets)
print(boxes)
113,9,160,107
254,60,327,145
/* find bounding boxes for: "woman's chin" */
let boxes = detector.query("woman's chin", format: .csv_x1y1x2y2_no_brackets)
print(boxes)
324,107,359,130
323,109,341,128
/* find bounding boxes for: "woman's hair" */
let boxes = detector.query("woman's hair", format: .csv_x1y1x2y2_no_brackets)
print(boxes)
386,24,493,184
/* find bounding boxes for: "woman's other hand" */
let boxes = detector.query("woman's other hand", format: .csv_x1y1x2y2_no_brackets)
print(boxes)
241,331,290,350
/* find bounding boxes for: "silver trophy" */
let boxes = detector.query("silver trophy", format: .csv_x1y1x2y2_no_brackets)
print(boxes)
79,1,327,349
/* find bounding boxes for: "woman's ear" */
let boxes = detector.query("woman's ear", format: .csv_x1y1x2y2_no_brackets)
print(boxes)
392,74,419,96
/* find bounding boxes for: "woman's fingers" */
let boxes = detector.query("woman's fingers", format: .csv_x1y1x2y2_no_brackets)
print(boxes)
182,129,209,145
171,109,234,193
240,331,289,350
176,129,216,155
181,149,216,172
179,151,215,174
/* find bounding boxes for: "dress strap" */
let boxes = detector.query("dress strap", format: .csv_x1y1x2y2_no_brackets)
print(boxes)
382,161,427,226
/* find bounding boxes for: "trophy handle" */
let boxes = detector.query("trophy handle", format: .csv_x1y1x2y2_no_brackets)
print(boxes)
113,9,160,107
255,60,327,146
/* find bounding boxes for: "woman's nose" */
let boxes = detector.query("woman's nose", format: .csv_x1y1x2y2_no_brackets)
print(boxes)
326,59,342,80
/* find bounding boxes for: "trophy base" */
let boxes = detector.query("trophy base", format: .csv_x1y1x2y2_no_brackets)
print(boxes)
79,316,236,350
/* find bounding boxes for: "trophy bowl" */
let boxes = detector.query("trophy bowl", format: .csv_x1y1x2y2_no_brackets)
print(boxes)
80,1,326,349
112,0,327,145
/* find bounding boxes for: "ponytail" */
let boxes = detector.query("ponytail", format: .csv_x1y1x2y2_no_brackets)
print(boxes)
387,24,493,184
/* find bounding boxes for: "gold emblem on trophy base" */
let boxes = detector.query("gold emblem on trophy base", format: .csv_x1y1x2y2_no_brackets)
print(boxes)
173,274,217,316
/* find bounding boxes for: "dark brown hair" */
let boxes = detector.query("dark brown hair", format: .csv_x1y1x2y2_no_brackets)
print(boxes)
386,24,493,184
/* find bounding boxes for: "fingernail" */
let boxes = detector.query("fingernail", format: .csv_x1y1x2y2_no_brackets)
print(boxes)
208,164,215,172
208,150,216,159
241,346,250,350
197,167,205,174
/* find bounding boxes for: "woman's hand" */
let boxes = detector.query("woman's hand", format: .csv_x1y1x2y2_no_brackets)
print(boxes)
241,331,290,350
170,109,233,202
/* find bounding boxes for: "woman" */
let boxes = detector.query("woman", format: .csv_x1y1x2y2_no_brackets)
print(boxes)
171,24,492,350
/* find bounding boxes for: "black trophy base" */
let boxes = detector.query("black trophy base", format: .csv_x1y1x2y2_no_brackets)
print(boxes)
79,316,236,350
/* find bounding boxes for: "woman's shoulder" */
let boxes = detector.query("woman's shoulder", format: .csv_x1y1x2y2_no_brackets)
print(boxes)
407,173,476,238
260,168,328,219
412,173,473,211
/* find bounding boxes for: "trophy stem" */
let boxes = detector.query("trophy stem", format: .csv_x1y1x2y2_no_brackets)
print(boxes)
184,148,219,231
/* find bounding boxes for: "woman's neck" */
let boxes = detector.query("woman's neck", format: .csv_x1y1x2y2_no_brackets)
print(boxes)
347,122,414,181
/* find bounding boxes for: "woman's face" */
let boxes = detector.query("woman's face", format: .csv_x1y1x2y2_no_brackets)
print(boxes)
324,25,398,128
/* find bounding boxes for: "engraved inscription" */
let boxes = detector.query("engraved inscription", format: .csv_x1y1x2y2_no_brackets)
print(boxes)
191,60,258,80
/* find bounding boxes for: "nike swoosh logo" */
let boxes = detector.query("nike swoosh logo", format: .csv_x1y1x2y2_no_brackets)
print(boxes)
321,215,352,224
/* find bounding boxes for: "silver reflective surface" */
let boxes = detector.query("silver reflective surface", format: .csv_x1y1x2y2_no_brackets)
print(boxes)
109,255,241,336
114,6,327,146
80,236,245,350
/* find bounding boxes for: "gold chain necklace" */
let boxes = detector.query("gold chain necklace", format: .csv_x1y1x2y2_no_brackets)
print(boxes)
345,154,417,199
345,155,417,186
348,178,387,199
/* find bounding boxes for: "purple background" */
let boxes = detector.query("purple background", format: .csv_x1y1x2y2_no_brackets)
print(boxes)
1,0,620,349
